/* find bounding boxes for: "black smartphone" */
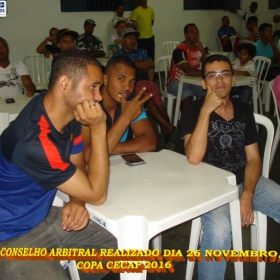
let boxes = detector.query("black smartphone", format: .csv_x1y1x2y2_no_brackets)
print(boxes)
121,153,146,166
5,98,15,104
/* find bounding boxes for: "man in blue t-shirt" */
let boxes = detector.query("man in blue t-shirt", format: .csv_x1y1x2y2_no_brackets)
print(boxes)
255,23,280,81
82,55,157,162
217,16,237,52
0,49,116,280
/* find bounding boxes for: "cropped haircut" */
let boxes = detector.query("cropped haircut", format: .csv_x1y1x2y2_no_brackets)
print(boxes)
237,43,256,59
105,55,136,74
184,23,196,34
49,27,58,32
222,16,229,21
247,16,258,24
48,49,102,91
259,23,272,33
115,4,123,10
201,55,233,79
250,2,258,8
116,20,126,27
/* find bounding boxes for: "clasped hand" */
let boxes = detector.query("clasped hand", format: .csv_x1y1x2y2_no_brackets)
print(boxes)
202,85,226,113
74,100,106,128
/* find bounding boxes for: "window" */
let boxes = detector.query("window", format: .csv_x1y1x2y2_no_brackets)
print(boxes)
269,0,278,9
184,0,240,10
61,0,138,12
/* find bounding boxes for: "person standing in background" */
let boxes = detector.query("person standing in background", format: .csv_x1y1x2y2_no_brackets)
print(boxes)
112,4,135,28
225,1,258,40
130,0,155,81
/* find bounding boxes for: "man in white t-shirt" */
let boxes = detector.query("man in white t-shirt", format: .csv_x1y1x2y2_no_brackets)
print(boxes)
0,37,35,98
112,5,134,28
108,20,127,56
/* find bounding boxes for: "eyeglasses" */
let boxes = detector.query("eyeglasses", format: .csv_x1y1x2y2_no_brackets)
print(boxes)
205,70,232,79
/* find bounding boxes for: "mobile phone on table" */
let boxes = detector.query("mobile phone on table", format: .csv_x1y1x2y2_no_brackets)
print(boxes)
5,98,15,104
122,153,146,166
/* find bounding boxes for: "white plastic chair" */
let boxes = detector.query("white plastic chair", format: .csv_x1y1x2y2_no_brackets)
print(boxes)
253,56,271,115
156,55,176,122
230,35,236,50
23,54,51,90
216,35,223,52
162,41,180,55
209,50,230,58
217,35,235,61
269,80,280,168
239,39,255,45
185,113,274,280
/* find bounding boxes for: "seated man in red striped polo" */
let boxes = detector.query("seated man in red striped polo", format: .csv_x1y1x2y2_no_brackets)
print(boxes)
166,24,209,111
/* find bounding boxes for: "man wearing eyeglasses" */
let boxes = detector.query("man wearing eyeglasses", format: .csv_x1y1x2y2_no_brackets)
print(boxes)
180,54,280,280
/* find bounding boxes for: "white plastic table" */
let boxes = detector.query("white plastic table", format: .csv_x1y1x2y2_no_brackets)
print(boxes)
0,95,33,114
0,95,34,133
71,149,243,280
174,75,256,126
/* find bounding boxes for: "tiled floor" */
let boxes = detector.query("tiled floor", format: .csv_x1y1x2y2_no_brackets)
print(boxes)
103,98,280,280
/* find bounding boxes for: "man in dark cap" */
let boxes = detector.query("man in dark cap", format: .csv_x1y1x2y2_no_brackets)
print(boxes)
76,19,106,58
50,28,79,67
56,28,79,52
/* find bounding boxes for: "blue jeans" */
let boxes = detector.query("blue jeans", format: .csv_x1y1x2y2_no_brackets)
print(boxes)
167,81,206,100
0,207,117,280
198,176,280,280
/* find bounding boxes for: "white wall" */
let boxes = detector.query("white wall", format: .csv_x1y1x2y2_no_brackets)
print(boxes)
0,0,275,62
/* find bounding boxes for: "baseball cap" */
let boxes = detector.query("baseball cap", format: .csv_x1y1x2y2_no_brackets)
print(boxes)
57,28,79,41
84,19,96,26
121,28,140,38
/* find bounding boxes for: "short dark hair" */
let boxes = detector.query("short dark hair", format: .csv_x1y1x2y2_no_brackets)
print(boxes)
237,43,256,59
201,55,233,79
105,55,136,74
184,23,196,34
49,27,58,32
247,16,258,24
259,23,272,33
49,49,102,91
250,2,258,8
115,4,123,10
222,16,229,21
116,20,126,27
